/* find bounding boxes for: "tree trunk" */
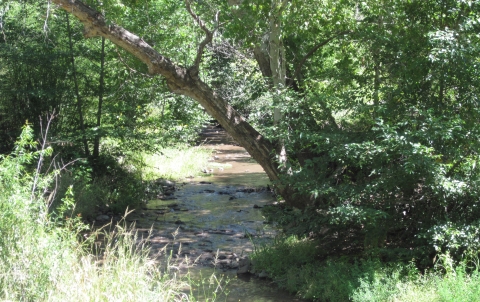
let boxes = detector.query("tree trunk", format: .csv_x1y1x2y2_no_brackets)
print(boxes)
268,0,288,167
93,36,105,160
253,33,272,80
269,1,287,119
52,0,308,209
65,11,90,156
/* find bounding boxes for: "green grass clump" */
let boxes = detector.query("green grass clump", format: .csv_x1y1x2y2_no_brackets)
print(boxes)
0,126,225,301
352,260,480,301
143,146,213,180
252,235,480,301
252,236,364,301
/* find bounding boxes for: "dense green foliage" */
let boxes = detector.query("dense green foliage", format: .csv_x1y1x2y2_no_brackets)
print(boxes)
0,1,207,154
252,235,480,301
264,0,480,266
0,0,209,216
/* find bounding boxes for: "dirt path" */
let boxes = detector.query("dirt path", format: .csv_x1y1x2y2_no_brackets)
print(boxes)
125,126,302,301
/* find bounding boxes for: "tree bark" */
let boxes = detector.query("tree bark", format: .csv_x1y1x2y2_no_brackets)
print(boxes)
52,0,308,209
268,0,288,167
253,33,272,79
93,36,105,160
65,11,90,157
268,1,287,95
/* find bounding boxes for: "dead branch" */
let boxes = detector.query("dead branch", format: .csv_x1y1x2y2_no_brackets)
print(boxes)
31,112,56,203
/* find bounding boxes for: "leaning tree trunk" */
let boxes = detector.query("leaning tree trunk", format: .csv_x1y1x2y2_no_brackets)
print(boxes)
268,0,288,167
52,0,308,209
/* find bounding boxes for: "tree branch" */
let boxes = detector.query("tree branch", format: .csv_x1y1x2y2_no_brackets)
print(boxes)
278,0,289,14
288,30,352,86
53,0,189,89
184,0,216,76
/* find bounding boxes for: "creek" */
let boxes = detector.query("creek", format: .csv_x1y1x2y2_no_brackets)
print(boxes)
126,127,303,301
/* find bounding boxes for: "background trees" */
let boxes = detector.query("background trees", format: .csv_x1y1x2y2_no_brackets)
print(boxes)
0,0,209,216
267,0,480,263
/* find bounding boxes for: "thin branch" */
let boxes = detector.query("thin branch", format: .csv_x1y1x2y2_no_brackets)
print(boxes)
0,4,6,42
66,11,90,156
184,0,216,71
43,0,51,39
31,112,56,203
289,30,352,85
46,157,83,209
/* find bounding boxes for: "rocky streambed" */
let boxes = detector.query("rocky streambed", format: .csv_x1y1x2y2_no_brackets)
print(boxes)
99,127,303,301
129,180,277,271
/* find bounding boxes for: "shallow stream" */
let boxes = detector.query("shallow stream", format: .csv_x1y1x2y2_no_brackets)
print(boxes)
127,127,302,301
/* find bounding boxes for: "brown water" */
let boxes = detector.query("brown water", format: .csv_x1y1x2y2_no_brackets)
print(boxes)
127,126,302,301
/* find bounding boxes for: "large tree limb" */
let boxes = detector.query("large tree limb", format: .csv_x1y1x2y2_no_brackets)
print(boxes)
52,0,308,209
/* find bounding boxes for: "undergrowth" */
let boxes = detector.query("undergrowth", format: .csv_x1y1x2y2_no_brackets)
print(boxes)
251,235,480,301
0,125,226,301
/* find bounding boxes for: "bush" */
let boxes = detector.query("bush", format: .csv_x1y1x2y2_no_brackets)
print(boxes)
268,47,480,264
50,153,146,221
252,235,480,301
252,235,361,301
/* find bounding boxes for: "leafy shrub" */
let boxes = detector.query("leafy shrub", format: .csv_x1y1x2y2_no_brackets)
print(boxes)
252,235,317,277
253,235,480,301
422,221,480,261
50,153,146,220
252,235,407,301
268,106,480,264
